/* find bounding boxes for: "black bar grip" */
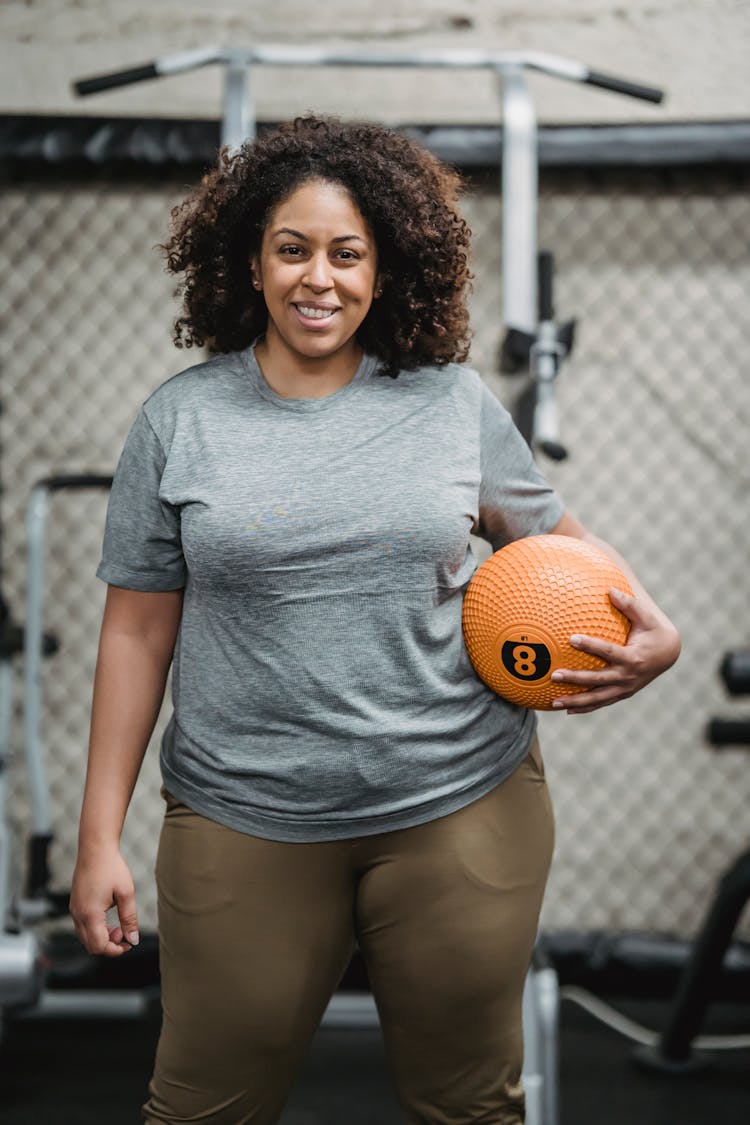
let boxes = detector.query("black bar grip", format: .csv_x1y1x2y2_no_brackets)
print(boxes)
36,474,113,491
26,832,54,897
707,718,750,747
720,650,750,696
538,251,554,321
74,63,159,96
539,439,567,462
585,70,664,104
655,847,750,1063
0,621,58,659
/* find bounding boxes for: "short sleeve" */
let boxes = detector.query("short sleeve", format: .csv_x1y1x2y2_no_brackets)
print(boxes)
474,382,565,551
96,407,187,591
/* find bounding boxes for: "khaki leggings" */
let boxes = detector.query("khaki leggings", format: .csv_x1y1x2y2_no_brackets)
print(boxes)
143,739,554,1125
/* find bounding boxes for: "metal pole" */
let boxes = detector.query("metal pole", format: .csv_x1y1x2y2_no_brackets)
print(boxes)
657,848,750,1063
222,56,254,151
500,65,538,335
23,486,52,836
0,660,12,924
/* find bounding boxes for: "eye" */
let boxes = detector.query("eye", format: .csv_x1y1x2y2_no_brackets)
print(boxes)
279,245,304,257
335,248,360,261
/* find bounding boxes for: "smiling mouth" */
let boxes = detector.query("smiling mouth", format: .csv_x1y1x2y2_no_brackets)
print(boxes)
294,304,338,320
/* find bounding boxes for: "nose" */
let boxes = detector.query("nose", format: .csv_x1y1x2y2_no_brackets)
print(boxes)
303,252,333,292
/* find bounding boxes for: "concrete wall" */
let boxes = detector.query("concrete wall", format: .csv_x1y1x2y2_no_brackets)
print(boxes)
2,0,749,127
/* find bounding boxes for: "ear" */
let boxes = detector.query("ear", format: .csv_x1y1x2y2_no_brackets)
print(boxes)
250,255,263,291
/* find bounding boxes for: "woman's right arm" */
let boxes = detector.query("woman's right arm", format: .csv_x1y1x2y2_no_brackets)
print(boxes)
70,585,183,957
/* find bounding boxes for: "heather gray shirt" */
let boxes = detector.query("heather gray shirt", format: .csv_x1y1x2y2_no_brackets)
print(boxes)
97,346,564,841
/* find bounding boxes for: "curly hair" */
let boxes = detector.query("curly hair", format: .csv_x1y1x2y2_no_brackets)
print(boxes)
162,115,473,376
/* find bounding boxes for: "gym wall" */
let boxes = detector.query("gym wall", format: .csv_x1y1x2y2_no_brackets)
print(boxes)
0,156,748,941
3,0,749,125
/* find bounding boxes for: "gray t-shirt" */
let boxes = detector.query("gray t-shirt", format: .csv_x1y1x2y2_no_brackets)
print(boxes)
97,346,564,841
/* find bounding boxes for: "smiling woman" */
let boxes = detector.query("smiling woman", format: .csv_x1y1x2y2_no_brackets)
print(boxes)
250,179,380,398
161,114,473,376
70,112,679,1125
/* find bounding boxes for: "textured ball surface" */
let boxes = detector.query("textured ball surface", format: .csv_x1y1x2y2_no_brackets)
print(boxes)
462,534,633,710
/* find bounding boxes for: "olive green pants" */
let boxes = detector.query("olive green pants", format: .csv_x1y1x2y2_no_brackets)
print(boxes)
143,739,554,1125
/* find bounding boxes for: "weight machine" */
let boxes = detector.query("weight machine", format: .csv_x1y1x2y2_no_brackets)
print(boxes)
634,650,750,1073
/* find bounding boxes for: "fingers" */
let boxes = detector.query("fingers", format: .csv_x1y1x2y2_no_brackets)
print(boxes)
83,907,139,956
74,920,138,957
552,663,615,688
70,872,139,958
114,888,140,949
558,702,611,715
608,586,657,631
546,588,679,714
73,914,131,957
564,631,624,664
551,666,637,712
551,657,625,698
551,635,638,713
551,670,630,709
552,686,631,714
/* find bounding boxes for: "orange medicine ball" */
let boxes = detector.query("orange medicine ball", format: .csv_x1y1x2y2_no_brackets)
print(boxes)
462,534,633,710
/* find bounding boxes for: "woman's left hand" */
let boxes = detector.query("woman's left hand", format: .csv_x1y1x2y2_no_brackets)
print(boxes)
549,586,681,715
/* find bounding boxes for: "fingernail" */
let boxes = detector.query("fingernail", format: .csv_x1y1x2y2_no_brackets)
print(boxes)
127,931,140,946
611,588,626,598
551,671,564,682
552,700,564,709
570,635,583,646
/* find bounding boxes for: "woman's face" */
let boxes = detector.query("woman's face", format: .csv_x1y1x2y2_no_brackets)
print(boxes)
251,178,379,365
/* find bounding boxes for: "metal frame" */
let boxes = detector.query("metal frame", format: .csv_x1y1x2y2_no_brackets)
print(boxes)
72,48,664,456
74,46,662,360
19,477,112,924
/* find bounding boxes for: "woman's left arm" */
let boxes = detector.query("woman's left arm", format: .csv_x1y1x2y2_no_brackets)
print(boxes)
547,510,681,715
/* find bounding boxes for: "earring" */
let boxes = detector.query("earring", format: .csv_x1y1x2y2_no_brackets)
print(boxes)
253,279,262,290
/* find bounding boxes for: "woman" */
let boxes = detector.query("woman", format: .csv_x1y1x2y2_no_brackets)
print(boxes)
70,115,680,1125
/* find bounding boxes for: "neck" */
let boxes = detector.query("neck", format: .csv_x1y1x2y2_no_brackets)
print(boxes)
255,328,363,399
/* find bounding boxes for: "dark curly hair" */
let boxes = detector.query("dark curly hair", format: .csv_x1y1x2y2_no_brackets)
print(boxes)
162,115,473,376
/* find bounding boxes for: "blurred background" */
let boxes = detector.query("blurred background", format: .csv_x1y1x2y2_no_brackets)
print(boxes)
0,2,748,1123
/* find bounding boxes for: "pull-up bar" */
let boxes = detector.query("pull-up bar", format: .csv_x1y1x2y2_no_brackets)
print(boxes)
75,48,663,169
74,47,665,454
74,47,662,333
75,46,663,116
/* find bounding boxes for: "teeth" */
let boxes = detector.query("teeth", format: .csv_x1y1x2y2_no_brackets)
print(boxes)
297,306,335,319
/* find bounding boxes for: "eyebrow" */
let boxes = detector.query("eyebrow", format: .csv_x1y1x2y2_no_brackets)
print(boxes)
272,227,367,244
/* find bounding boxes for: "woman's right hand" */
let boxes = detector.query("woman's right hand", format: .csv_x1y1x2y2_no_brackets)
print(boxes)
70,845,140,957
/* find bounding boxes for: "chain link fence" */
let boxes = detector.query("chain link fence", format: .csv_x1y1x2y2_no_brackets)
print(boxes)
1,163,748,939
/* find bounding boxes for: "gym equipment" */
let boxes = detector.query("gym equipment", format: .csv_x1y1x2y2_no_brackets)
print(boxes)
0,438,48,1036
504,249,576,460
0,477,112,1041
20,477,113,920
0,615,45,1033
73,46,663,461
633,649,750,1073
462,534,632,709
